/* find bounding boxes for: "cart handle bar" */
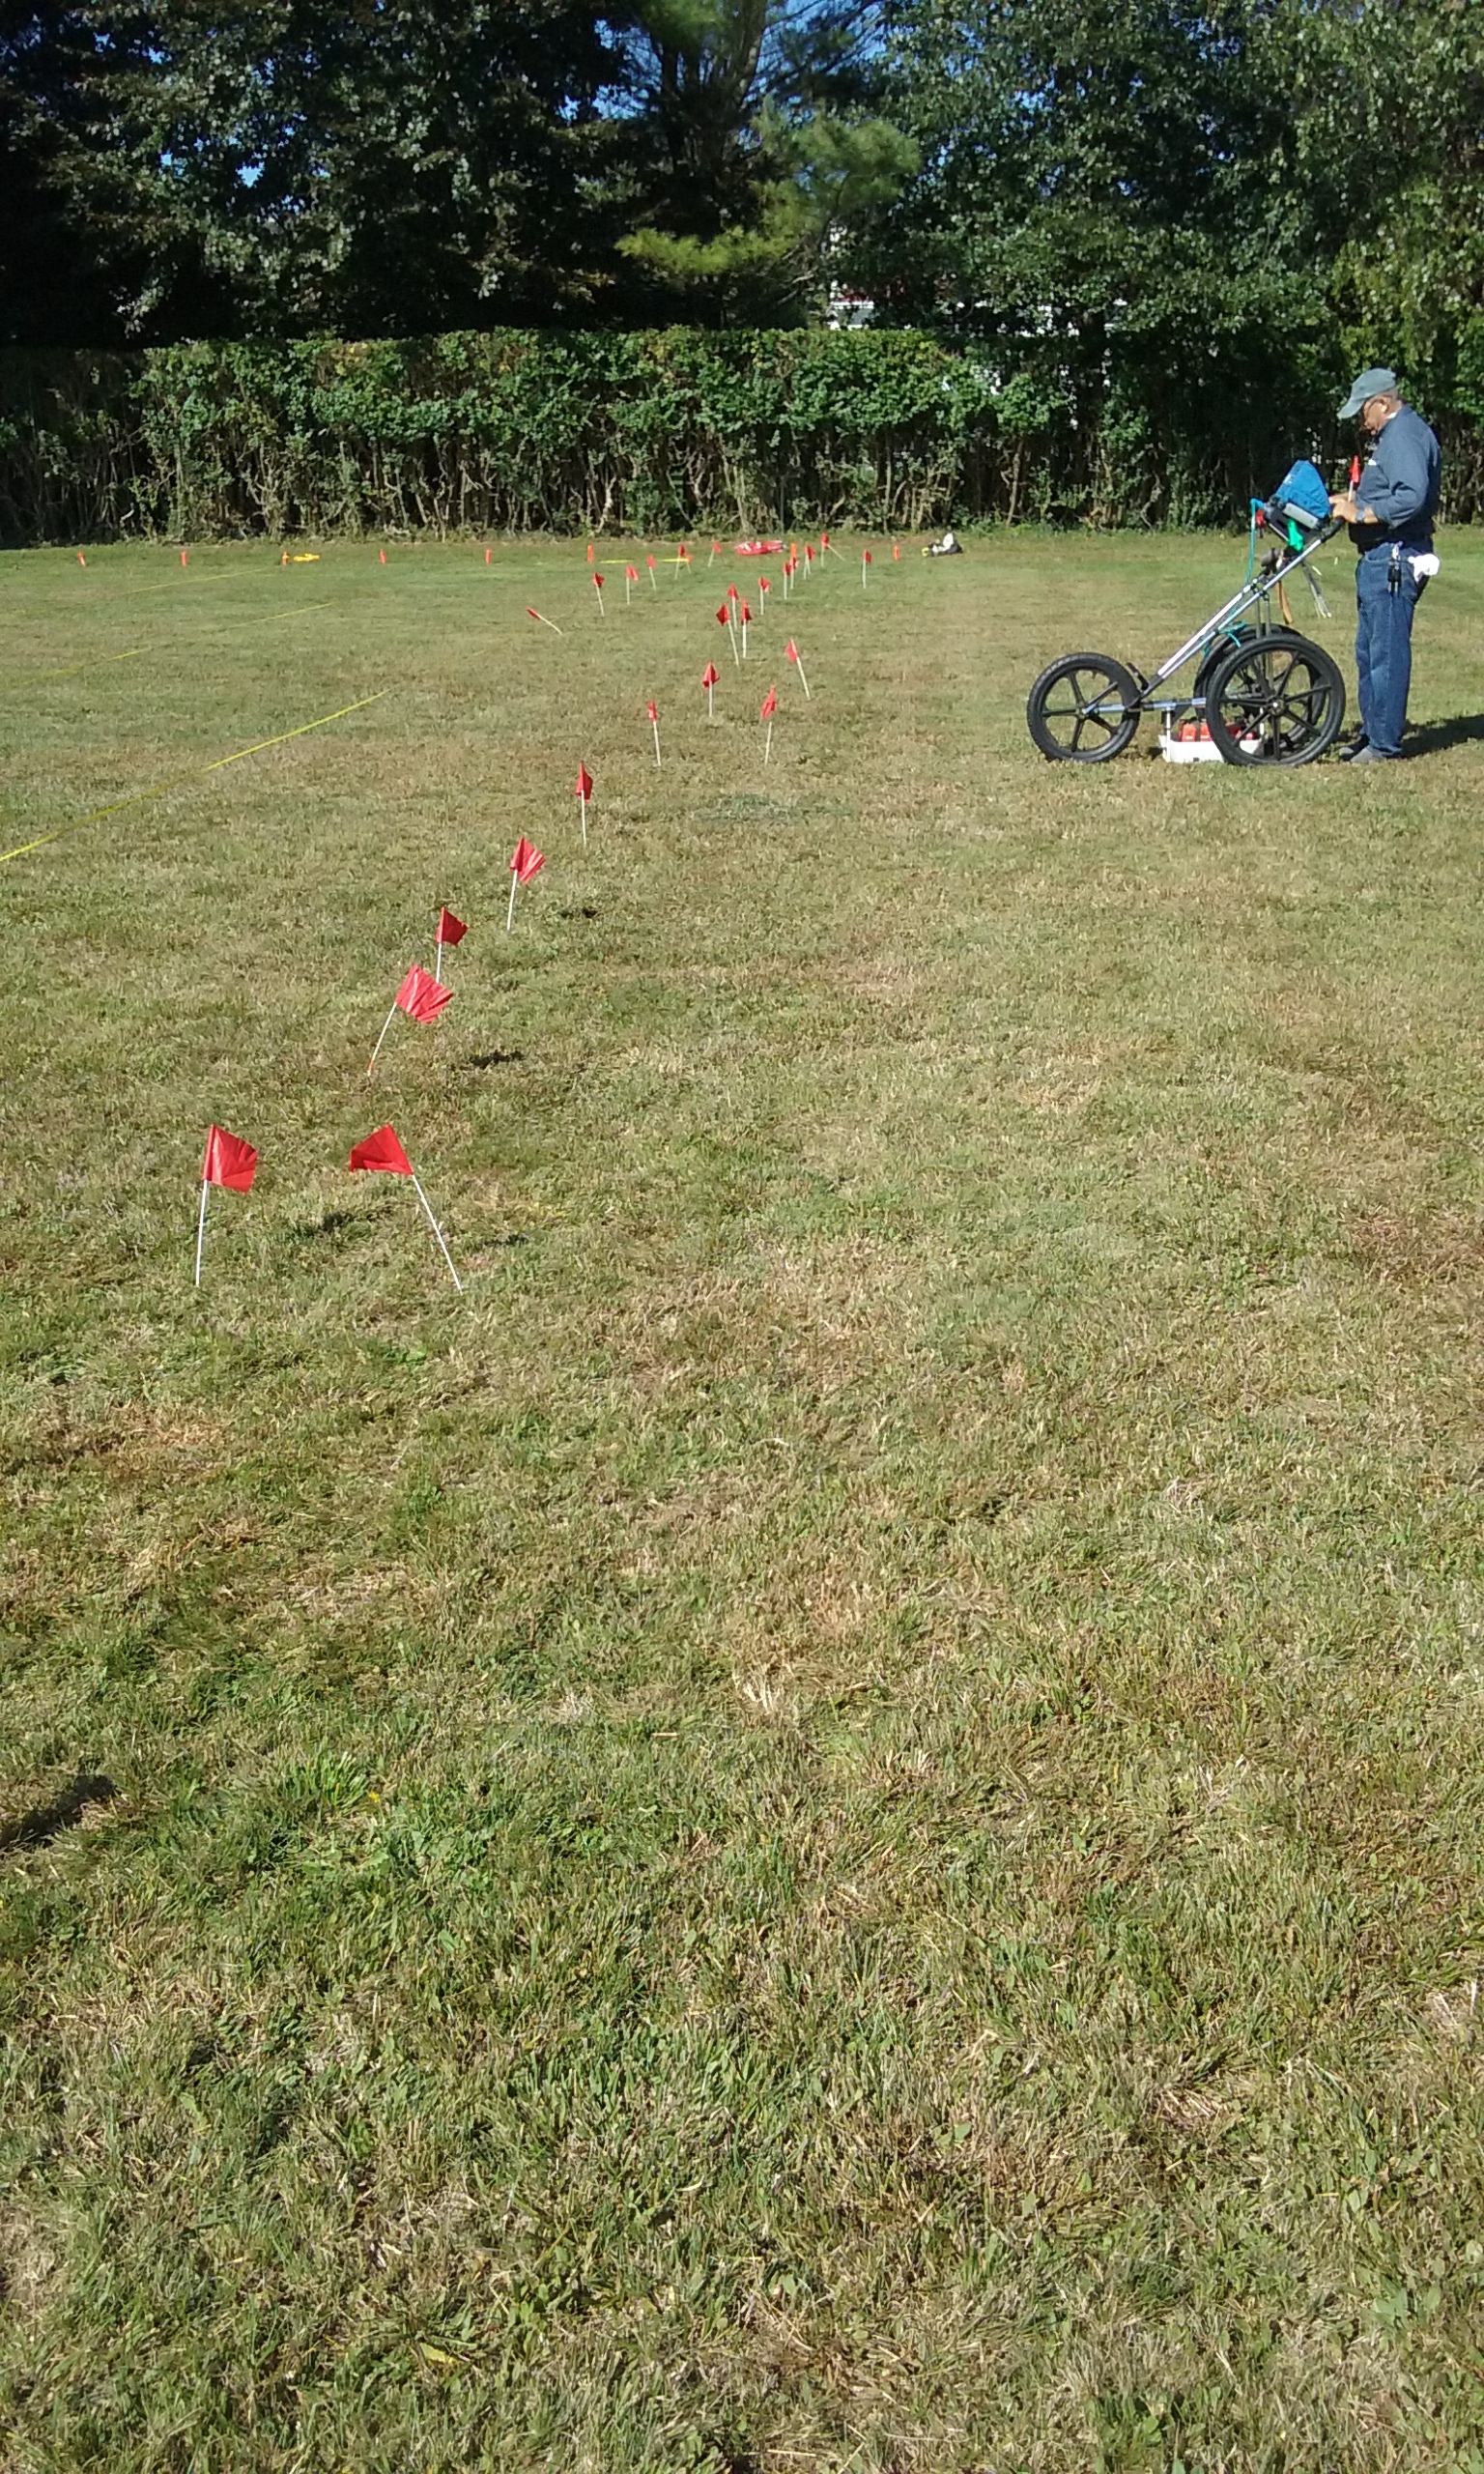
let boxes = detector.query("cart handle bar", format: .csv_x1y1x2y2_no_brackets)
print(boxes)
1148,517,1344,691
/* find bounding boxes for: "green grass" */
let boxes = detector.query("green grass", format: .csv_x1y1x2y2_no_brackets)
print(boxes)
2,526,1483,2474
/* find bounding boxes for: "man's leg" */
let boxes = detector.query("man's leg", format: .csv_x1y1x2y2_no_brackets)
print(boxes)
1354,554,1380,746
1362,557,1422,758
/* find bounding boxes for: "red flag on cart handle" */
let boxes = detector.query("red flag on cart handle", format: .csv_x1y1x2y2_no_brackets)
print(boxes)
785,638,812,699
195,1124,258,1285
350,1125,463,1291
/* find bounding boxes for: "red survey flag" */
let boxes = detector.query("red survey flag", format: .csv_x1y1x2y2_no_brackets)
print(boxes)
646,554,658,591
727,582,740,604
350,1124,413,1176
396,964,453,1024
506,835,545,930
526,605,563,635
575,762,594,803
786,638,812,698
702,659,720,718
437,906,467,950
195,1123,258,1284
647,698,662,766
592,572,606,616
348,1126,463,1288
625,563,640,604
760,685,778,719
204,1124,257,1193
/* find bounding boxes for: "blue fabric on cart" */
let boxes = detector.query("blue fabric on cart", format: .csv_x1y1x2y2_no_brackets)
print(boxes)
1270,459,1332,528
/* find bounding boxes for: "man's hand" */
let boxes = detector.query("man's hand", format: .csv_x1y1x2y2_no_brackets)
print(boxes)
1329,490,1359,521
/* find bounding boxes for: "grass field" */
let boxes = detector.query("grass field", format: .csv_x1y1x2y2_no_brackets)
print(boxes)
2,525,1483,2474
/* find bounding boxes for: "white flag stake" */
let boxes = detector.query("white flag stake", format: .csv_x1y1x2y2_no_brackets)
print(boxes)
625,570,632,607
194,1178,210,1287
764,715,774,764
787,642,812,700
727,606,740,667
506,874,519,933
434,926,443,982
741,608,749,661
368,999,400,1076
593,576,606,618
580,785,589,847
410,1173,463,1291
649,703,663,767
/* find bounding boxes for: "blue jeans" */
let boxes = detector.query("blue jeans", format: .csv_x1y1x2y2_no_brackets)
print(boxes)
1355,544,1428,757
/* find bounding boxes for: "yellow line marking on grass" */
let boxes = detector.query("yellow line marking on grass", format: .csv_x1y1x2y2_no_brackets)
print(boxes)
0,689,388,866
11,647,149,685
4,600,337,691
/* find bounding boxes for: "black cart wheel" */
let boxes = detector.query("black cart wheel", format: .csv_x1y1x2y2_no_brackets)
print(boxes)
1027,651,1142,762
1203,630,1345,766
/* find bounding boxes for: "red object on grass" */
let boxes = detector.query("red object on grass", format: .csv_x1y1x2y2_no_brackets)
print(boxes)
716,603,731,627
396,964,453,1024
863,549,873,566
760,686,777,719
350,1124,413,1176
625,564,640,583
646,700,658,724
510,836,546,885
741,600,753,624
702,662,719,689
786,639,800,664
203,1125,257,1193
575,762,594,802
593,572,605,590
437,907,467,948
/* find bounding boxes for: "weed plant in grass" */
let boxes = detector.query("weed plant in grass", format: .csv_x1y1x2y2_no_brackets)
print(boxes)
1,532,1483,2471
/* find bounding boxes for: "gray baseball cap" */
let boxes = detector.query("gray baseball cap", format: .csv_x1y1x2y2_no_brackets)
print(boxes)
1339,366,1399,417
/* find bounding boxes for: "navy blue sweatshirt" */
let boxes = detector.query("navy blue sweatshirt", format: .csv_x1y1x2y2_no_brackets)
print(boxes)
1352,404,1441,547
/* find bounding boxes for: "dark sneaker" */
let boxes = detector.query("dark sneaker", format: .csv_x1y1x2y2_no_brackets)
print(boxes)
1338,732,1370,760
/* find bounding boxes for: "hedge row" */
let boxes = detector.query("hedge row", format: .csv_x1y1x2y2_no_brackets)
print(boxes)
1,329,1479,544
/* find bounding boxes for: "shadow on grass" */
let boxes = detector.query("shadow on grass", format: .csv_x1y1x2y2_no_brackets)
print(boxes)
0,1772,116,1856
463,1049,524,1070
1406,712,1484,756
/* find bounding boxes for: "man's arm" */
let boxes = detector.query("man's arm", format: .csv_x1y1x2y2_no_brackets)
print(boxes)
1356,421,1434,526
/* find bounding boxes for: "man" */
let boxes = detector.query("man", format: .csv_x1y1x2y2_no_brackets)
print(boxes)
1328,367,1441,762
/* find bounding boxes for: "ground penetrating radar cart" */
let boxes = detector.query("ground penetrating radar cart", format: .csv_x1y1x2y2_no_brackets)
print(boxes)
1026,465,1348,767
